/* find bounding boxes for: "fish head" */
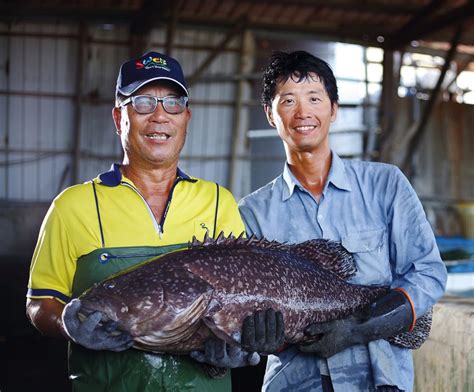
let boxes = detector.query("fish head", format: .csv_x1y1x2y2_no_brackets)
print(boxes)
77,274,167,335
77,263,214,343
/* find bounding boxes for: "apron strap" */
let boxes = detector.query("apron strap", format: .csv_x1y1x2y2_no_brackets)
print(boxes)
92,181,105,248
213,183,220,238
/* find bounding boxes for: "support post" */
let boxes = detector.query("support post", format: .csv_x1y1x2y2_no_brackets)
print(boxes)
377,49,396,162
401,25,463,179
71,22,86,184
165,0,182,55
227,30,254,197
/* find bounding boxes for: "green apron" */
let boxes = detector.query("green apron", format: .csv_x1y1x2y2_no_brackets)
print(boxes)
68,245,231,392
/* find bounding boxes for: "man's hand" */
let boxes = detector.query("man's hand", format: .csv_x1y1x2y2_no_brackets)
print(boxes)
298,314,361,357
298,290,413,358
62,299,134,352
241,308,285,354
190,338,260,368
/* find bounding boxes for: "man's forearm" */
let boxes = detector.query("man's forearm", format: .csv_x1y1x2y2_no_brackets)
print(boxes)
26,298,68,339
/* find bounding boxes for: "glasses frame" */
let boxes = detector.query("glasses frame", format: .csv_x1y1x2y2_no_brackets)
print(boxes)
120,95,189,115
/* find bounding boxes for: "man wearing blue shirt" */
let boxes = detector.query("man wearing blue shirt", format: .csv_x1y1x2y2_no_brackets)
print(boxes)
238,51,447,392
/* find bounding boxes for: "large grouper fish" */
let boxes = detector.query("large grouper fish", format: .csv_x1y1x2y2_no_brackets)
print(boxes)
74,234,432,354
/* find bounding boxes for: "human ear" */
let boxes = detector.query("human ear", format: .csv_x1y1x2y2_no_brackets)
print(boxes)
112,107,122,135
330,103,338,123
264,105,276,128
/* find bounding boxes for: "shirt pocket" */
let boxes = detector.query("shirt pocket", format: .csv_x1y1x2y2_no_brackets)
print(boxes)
341,227,391,285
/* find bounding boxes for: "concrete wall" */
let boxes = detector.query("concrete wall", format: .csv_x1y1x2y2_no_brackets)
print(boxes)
414,296,474,392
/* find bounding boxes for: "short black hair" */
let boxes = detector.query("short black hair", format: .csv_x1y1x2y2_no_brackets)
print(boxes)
261,50,338,107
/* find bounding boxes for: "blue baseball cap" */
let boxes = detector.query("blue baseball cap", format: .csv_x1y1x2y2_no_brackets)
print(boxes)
116,51,188,97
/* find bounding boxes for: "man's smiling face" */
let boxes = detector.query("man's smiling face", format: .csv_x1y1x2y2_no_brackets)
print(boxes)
265,72,337,155
113,81,191,169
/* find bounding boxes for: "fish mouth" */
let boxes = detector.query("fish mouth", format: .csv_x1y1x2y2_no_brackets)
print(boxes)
78,295,126,324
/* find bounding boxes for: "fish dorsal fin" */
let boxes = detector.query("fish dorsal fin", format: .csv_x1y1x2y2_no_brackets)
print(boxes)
190,232,296,253
191,235,201,247
288,239,356,280
216,231,227,244
188,233,356,280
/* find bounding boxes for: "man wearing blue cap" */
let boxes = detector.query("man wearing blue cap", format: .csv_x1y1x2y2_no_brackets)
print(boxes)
26,51,261,391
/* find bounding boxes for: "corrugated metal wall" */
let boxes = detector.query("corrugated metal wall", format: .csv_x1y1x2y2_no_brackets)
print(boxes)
0,22,242,202
0,23,78,201
1,21,472,207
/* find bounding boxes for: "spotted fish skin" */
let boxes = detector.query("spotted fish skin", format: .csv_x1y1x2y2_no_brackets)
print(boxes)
78,234,430,354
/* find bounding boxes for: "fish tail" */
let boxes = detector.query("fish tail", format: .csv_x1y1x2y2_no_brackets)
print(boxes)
387,308,433,349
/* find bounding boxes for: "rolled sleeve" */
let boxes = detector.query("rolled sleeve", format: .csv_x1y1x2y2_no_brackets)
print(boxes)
387,168,447,317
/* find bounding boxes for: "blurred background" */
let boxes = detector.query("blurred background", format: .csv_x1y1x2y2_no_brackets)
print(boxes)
0,0,473,391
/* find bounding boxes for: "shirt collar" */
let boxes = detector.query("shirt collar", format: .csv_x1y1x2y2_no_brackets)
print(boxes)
281,163,300,201
328,152,352,192
281,151,351,201
97,163,197,187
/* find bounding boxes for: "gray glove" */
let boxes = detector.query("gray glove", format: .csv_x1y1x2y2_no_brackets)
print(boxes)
190,338,260,368
241,308,285,354
299,290,413,358
62,298,134,352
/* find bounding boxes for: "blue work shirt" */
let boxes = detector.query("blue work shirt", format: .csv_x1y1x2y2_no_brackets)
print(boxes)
238,152,447,392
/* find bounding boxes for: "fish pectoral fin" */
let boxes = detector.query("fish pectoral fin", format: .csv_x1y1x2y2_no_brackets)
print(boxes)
201,315,237,346
133,291,212,350
202,317,233,344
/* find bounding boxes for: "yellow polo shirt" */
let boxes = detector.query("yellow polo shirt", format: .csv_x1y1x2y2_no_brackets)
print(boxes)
27,164,245,303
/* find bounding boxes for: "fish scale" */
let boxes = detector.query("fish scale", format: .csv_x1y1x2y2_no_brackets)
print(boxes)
77,234,432,354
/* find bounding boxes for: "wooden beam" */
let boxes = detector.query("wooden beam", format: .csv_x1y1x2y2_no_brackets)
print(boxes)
187,19,248,87
165,0,183,56
71,22,86,184
386,0,445,49
129,0,169,56
387,1,474,49
401,25,464,179
445,55,474,90
376,50,397,162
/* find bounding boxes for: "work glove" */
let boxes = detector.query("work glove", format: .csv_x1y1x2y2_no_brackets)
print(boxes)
62,298,134,352
299,290,413,358
190,338,260,368
241,308,285,354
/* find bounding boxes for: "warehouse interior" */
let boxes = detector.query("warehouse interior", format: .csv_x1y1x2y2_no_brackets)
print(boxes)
1,0,473,391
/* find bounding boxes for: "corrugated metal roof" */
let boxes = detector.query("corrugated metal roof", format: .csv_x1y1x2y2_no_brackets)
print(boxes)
2,0,474,49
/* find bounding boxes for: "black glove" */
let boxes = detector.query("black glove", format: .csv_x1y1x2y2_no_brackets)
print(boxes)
299,290,413,358
62,299,134,351
190,338,260,368
241,308,285,354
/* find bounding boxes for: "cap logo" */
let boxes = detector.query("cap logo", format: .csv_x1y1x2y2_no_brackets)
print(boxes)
135,56,170,72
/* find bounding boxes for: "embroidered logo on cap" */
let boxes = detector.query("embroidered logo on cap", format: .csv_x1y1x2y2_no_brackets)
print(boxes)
135,56,170,71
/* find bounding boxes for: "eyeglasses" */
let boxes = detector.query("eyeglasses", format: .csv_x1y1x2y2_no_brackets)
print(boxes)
120,95,189,115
